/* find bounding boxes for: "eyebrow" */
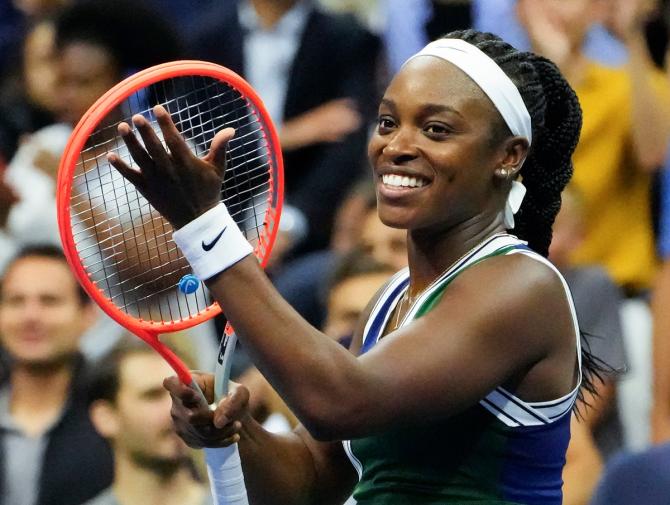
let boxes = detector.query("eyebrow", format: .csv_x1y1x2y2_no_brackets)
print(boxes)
380,98,464,118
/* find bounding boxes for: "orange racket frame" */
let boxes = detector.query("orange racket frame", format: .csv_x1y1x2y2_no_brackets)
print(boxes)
56,61,284,383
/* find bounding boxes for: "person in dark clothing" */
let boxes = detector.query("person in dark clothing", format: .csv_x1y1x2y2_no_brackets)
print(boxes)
0,244,113,505
188,0,381,255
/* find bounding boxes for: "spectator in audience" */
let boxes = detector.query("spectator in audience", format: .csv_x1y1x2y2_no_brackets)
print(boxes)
267,178,378,332
473,0,628,66
590,440,670,504
548,186,628,459
0,17,59,163
517,0,670,295
548,186,623,503
1,0,182,248
563,414,604,505
0,0,69,84
0,244,113,505
322,251,397,347
188,0,381,254
359,204,409,273
84,340,212,505
652,150,670,442
383,0,473,75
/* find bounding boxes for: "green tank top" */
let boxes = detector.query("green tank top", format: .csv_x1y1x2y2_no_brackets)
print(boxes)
343,234,581,504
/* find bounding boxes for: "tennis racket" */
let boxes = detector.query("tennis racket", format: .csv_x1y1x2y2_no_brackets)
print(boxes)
56,60,284,504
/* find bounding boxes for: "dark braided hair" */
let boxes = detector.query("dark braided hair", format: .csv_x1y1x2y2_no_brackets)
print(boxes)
441,30,606,408
444,30,582,258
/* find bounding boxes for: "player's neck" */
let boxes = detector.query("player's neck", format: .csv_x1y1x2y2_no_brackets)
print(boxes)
114,455,205,505
406,215,504,297
249,0,299,29
9,364,72,436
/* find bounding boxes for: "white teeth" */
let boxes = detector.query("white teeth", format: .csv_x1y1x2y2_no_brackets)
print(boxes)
382,174,427,188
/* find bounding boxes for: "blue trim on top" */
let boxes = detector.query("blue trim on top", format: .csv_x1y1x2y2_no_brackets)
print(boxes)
361,277,409,354
495,388,550,425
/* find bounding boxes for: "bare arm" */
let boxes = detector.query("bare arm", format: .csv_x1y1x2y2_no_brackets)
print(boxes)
623,28,670,170
652,259,670,442
562,415,604,505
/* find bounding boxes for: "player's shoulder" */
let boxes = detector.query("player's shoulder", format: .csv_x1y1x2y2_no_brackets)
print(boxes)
451,249,568,309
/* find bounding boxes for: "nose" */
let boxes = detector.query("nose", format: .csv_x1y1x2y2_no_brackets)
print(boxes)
381,126,419,163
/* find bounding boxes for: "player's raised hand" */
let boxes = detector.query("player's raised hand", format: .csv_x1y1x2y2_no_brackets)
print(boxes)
108,105,235,229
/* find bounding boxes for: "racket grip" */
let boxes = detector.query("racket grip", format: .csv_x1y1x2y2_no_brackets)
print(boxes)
205,444,249,505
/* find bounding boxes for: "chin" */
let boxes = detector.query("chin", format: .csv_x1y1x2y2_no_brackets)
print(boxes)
377,209,412,230
13,351,78,370
130,450,189,475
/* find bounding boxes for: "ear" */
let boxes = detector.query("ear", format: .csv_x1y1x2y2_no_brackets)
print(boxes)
493,136,530,180
89,400,119,439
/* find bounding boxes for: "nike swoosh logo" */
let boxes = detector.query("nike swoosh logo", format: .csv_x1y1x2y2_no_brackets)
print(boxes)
201,226,227,251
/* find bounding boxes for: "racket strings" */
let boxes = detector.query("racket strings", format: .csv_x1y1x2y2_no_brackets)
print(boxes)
70,75,277,323
72,126,270,220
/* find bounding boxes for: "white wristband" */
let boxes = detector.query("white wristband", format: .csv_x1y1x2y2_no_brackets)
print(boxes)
172,203,253,281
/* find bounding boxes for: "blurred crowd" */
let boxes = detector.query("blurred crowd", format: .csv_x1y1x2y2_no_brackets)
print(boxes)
1,0,670,504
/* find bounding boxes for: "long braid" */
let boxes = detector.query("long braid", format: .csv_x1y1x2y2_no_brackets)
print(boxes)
444,30,582,257
515,55,581,256
442,30,604,406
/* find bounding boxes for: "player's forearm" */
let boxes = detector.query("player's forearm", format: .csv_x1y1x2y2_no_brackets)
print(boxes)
206,256,369,439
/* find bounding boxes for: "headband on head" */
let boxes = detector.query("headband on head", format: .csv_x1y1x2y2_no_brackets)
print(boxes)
405,38,531,228
406,38,532,144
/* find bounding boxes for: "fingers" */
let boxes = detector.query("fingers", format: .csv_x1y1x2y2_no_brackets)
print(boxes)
204,127,235,177
131,113,173,171
164,373,215,405
164,374,244,448
117,121,155,169
107,149,145,191
153,105,193,164
213,384,250,429
192,371,217,404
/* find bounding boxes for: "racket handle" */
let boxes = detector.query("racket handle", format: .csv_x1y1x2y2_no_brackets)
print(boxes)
205,444,249,505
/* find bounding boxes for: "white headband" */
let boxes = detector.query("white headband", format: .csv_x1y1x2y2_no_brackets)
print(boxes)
406,39,531,228
407,38,532,145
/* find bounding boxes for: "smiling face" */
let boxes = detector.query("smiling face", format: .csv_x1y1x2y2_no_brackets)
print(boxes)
368,56,513,234
0,256,91,368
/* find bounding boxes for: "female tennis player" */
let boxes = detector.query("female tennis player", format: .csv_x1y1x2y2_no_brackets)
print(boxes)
110,29,586,505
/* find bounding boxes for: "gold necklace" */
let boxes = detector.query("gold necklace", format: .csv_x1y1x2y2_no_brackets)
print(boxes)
392,232,509,330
